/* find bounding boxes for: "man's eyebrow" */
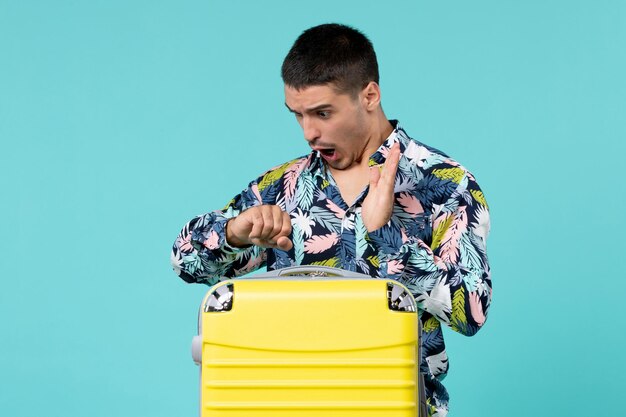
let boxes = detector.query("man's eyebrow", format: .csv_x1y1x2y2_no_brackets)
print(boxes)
307,104,333,112
284,103,333,113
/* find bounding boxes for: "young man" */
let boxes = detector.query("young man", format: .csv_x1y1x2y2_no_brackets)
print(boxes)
172,23,491,417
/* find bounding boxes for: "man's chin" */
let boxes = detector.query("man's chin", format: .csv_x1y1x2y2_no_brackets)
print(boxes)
325,158,352,171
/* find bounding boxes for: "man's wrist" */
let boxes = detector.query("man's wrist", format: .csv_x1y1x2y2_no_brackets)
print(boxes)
225,218,251,248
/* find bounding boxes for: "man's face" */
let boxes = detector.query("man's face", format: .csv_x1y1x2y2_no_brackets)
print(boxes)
284,84,374,171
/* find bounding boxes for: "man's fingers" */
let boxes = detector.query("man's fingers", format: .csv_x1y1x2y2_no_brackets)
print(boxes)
249,206,279,240
247,210,265,239
361,143,400,233
281,211,292,238
249,235,293,250
271,207,285,238
383,143,400,176
275,211,293,250
370,143,400,191
241,205,293,250
270,211,292,250
369,164,381,189
380,143,400,187
249,237,270,248
260,208,276,238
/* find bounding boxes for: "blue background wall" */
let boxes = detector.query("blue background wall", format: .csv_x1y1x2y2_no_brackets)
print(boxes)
1,1,624,415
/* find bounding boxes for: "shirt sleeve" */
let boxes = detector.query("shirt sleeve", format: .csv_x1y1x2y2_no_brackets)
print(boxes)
170,180,268,286
368,169,492,336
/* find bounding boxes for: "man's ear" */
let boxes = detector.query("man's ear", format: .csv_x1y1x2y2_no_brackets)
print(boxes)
361,81,382,111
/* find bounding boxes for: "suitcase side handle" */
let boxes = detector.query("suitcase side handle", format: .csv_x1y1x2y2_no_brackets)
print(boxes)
387,282,417,312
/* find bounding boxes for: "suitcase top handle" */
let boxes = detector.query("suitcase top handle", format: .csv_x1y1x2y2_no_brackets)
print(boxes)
253,266,371,278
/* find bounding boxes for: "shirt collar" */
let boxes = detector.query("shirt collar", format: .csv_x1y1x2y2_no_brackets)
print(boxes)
368,119,403,166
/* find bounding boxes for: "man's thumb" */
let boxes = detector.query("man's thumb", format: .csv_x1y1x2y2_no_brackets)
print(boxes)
276,236,293,251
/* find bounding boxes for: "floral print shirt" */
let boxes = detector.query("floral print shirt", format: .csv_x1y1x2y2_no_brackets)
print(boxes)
171,120,492,416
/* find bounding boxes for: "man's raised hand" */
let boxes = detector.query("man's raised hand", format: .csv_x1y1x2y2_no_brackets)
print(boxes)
226,205,293,250
361,142,401,232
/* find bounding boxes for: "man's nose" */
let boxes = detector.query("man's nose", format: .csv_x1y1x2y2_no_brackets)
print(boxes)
302,117,320,142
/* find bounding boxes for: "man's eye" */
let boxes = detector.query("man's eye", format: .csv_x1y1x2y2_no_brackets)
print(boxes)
318,111,330,118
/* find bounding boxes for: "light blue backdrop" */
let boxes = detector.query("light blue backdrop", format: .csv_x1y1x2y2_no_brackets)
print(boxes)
1,1,624,416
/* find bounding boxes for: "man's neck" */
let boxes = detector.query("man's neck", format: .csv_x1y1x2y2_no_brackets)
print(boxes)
343,117,395,170
326,118,395,206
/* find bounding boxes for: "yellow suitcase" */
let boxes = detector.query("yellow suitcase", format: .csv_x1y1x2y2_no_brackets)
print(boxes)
191,266,425,417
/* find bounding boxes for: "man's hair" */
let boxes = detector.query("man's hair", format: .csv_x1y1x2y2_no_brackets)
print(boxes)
281,23,379,96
